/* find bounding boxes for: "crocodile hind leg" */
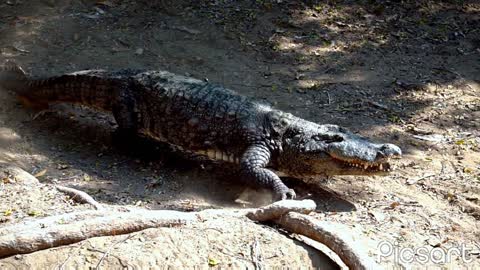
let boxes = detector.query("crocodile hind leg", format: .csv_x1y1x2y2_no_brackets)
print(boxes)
111,91,160,157
16,95,52,120
240,144,296,201
111,86,140,148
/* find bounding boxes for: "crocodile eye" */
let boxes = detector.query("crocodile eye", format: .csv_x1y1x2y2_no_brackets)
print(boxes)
313,135,343,143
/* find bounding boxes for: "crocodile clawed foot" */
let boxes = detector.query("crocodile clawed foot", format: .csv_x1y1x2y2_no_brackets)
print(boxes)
32,109,54,120
276,188,296,201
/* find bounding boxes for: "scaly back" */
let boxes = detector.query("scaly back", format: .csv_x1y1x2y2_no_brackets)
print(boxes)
0,61,28,93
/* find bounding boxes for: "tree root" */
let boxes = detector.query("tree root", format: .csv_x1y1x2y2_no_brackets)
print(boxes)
55,185,104,210
247,199,381,270
0,199,381,269
246,199,316,221
0,209,196,258
276,212,380,270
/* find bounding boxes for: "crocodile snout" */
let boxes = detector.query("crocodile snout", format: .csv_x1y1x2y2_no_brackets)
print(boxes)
377,143,402,159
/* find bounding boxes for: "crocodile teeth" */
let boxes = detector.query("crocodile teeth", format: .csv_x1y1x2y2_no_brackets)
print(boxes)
215,151,222,160
379,164,383,171
364,164,368,170
206,150,216,159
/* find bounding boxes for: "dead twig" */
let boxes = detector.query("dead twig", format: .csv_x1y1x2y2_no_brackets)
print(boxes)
363,99,393,112
251,237,264,270
432,67,462,79
58,241,88,270
95,233,136,269
56,185,104,210
406,173,436,185
87,248,129,268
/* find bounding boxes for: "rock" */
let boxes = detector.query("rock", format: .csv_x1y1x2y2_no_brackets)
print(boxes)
0,163,40,185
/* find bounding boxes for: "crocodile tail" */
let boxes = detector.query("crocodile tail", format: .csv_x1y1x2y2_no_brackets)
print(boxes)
0,61,28,92
1,65,124,111
23,72,122,111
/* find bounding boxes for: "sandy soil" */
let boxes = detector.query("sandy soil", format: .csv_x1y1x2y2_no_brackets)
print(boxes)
0,0,479,268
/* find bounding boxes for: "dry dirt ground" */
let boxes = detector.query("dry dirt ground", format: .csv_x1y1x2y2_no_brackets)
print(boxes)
0,0,479,269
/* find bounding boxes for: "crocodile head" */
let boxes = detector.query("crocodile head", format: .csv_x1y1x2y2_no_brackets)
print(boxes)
278,121,402,177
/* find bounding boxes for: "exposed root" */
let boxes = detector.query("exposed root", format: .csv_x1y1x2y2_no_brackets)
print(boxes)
0,199,380,270
247,200,381,270
0,209,196,258
276,212,381,270
55,185,104,210
246,199,316,221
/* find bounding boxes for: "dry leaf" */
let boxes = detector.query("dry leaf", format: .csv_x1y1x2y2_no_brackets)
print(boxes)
389,201,400,209
34,169,47,178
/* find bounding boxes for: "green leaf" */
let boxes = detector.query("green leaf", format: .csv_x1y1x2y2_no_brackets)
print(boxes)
208,258,219,266
455,139,465,145
28,210,42,217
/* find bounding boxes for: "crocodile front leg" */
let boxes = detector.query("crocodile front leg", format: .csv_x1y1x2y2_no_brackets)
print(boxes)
240,144,296,200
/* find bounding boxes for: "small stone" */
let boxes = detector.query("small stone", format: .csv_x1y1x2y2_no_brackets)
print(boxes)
135,48,144,55
426,236,442,247
57,164,69,170
369,211,386,222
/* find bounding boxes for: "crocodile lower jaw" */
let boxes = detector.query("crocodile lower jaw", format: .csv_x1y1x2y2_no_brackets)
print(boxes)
335,157,395,172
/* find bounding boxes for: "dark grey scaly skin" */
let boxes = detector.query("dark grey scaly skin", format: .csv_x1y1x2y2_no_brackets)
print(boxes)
0,62,402,200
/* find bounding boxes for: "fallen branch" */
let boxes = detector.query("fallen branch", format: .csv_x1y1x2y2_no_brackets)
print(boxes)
406,173,436,185
247,200,381,270
0,209,196,258
56,185,104,210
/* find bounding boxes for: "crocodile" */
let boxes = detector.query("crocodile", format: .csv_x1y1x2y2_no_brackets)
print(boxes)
0,61,402,200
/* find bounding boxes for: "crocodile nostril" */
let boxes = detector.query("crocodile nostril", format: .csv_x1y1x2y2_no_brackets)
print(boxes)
376,151,387,159
380,144,402,156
